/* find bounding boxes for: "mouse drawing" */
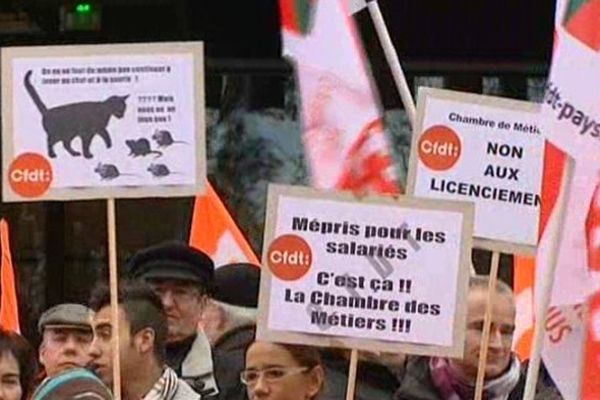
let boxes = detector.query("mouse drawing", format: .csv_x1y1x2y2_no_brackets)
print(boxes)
94,163,138,181
147,163,181,178
152,129,189,148
125,138,162,158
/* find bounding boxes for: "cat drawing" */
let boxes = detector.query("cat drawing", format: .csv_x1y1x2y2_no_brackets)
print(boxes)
24,70,129,159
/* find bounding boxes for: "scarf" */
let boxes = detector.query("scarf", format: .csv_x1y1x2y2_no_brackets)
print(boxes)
142,368,180,400
429,356,521,400
165,335,196,375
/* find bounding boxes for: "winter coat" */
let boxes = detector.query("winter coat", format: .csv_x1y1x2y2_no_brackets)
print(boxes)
394,357,563,400
319,351,398,400
167,332,219,398
171,379,203,400
211,324,255,400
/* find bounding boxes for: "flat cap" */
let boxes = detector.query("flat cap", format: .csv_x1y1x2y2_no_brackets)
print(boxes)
213,263,261,308
38,304,93,334
127,241,215,290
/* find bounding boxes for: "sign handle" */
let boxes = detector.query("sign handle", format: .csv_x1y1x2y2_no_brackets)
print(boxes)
107,198,122,400
523,157,574,399
474,251,501,400
366,0,417,129
345,349,359,400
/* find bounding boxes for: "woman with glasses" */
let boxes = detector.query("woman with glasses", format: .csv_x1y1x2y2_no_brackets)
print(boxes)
242,341,325,400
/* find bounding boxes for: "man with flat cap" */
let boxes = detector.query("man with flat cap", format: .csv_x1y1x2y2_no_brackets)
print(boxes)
128,241,218,398
38,304,94,378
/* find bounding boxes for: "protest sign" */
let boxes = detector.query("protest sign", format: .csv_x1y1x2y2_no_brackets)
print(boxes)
256,184,474,357
407,87,544,255
1,42,205,202
0,41,207,400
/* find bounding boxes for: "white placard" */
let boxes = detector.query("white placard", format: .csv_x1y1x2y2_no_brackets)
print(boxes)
2,42,205,201
407,88,544,254
257,184,473,357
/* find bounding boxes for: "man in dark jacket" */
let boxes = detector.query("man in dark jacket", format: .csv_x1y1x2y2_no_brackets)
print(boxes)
127,241,218,397
320,349,400,400
201,263,260,400
395,275,561,400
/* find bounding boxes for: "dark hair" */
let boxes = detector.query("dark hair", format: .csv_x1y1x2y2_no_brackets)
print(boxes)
248,342,324,399
0,328,37,399
89,280,167,363
279,343,322,369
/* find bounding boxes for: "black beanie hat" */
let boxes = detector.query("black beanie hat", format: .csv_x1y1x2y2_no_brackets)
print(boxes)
213,263,261,308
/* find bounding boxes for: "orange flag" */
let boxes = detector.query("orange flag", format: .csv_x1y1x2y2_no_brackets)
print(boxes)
513,256,535,361
189,182,259,267
0,219,20,333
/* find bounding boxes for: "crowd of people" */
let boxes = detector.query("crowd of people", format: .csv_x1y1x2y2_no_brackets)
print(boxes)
0,241,562,400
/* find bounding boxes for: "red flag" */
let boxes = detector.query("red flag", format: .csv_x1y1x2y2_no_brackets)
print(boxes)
0,220,20,333
532,1,600,397
189,182,259,267
582,290,600,400
280,0,401,195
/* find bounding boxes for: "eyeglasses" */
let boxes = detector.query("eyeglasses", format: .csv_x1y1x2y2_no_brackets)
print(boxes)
240,366,310,386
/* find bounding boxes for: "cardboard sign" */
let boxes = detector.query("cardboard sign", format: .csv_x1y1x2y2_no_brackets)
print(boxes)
257,184,473,357
1,42,205,201
407,88,544,255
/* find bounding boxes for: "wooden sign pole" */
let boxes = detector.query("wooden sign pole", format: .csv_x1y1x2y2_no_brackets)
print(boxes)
345,349,359,400
474,251,500,400
107,199,122,400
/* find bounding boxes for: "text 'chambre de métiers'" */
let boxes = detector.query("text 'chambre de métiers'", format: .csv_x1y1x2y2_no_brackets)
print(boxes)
429,111,541,207
283,218,448,333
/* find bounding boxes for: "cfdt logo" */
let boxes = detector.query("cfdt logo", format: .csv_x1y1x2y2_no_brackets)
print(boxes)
8,153,53,198
418,125,462,171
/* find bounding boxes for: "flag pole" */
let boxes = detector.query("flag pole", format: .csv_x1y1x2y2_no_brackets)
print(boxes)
365,0,417,129
522,157,574,400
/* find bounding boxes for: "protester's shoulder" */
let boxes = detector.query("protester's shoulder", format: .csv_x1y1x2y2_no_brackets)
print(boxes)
401,356,431,381
395,356,442,400
213,325,255,353
318,350,397,400
510,362,563,400
175,378,202,400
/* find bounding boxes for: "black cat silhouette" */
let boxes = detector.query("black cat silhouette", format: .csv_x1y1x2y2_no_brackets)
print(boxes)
24,70,129,159
125,138,162,158
152,130,188,148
